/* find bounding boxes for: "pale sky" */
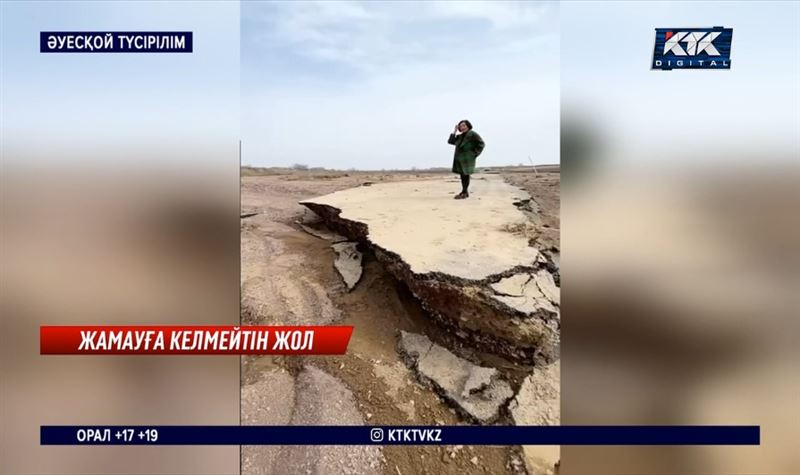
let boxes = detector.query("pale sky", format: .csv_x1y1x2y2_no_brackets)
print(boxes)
241,1,560,169
561,1,799,164
1,1,240,164
6,1,790,169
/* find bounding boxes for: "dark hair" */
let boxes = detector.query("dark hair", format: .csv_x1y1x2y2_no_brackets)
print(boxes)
459,120,473,130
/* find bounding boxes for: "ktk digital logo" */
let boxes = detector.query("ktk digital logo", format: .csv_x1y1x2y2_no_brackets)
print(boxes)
652,27,733,70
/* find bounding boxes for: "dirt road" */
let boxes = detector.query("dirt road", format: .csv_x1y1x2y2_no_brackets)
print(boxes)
240,169,559,475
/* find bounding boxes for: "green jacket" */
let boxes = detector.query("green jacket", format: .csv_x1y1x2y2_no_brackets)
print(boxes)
448,130,485,175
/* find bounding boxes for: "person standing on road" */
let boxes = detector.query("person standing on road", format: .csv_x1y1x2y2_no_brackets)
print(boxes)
448,120,485,199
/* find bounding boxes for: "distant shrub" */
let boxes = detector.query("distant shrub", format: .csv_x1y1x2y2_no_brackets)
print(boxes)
291,163,309,170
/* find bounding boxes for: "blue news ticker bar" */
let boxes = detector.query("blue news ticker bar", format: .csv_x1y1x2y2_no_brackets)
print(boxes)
41,425,760,446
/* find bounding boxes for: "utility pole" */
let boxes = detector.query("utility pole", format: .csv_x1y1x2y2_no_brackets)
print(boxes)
528,154,538,175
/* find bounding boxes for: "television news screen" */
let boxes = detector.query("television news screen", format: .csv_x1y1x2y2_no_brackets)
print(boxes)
1,1,797,474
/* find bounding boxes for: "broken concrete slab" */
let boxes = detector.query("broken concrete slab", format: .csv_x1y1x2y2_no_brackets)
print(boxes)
302,174,539,279
296,222,347,243
510,362,560,426
397,331,434,360
461,365,497,398
533,269,560,305
301,175,560,364
332,241,363,290
510,362,560,475
491,269,561,312
491,270,558,315
491,269,560,313
493,293,555,315
490,273,532,297
398,331,513,424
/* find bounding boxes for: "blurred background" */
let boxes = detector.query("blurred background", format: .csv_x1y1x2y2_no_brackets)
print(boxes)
1,1,241,473
560,1,799,474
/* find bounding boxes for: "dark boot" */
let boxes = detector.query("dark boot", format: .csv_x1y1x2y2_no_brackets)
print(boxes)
459,174,470,198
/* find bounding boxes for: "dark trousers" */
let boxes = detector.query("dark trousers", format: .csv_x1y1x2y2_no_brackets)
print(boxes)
460,174,470,193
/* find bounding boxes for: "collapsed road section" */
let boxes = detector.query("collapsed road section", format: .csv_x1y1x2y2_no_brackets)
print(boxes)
300,174,560,364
